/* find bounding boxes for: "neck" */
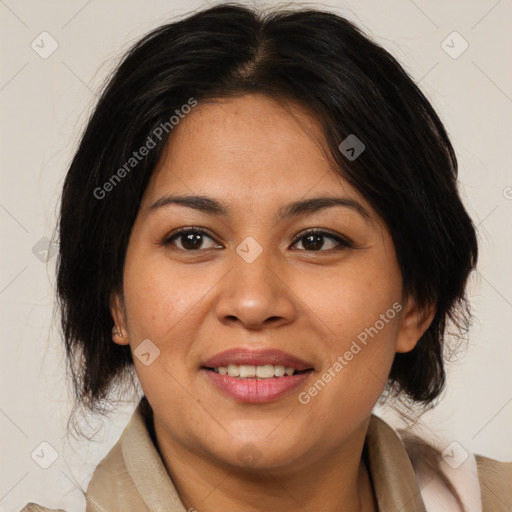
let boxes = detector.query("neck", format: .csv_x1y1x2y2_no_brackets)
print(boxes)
150,413,378,512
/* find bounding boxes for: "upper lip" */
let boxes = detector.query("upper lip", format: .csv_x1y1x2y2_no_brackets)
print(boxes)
202,348,314,371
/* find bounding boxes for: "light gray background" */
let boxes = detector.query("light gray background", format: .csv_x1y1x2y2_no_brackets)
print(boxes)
1,1,511,511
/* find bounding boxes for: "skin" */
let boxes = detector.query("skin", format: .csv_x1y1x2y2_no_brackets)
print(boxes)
111,93,434,512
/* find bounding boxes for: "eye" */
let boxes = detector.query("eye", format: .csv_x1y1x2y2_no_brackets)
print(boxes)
162,228,222,251
161,227,353,253
291,229,353,251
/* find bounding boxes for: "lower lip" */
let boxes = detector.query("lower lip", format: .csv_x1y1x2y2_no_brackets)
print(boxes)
203,369,313,403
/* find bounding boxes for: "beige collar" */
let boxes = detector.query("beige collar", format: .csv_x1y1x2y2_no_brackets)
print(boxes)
86,400,434,512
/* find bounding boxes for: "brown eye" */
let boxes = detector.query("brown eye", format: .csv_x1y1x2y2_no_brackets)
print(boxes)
163,228,222,251
291,229,353,251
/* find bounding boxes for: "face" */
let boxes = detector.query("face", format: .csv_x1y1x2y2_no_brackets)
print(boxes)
111,93,431,474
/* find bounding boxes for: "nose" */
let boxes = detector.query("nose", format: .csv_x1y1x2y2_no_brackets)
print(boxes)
214,244,297,331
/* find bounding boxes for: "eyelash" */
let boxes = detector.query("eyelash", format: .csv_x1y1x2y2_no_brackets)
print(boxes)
161,227,354,253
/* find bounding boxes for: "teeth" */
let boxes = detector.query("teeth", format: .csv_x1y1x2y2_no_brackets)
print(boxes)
274,365,286,377
215,364,297,379
227,364,239,377
256,364,274,378
239,365,256,378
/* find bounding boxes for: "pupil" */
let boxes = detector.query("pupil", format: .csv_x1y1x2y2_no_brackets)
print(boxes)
182,233,202,250
304,234,323,251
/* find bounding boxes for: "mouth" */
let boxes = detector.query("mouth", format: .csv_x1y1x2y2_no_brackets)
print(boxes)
200,348,314,403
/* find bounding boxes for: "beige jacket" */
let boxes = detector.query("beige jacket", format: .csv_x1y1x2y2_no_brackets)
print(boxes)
21,399,512,512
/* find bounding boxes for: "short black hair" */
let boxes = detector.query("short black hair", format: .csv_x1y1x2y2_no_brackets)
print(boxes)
56,2,478,423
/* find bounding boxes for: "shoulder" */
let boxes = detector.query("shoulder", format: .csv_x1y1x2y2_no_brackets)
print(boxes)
396,425,512,511
476,454,512,510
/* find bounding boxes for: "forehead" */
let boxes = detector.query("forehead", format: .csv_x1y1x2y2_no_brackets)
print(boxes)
142,93,370,216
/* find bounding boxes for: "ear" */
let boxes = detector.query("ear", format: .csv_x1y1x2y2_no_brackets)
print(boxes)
110,291,129,346
395,295,436,354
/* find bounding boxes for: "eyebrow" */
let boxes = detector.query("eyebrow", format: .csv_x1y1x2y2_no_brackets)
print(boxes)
149,194,371,221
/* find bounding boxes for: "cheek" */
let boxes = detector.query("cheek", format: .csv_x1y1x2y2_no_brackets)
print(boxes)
121,253,224,400
299,322,399,438
122,255,212,340
121,260,207,406
292,259,401,405
293,260,401,349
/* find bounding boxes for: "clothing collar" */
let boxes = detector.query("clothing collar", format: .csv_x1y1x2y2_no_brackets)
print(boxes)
86,398,462,512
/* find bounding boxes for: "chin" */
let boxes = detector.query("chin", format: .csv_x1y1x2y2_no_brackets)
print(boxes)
217,444,305,473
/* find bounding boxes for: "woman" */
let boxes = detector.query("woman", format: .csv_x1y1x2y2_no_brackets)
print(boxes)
21,3,511,511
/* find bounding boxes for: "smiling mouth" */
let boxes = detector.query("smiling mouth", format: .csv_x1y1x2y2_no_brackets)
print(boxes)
202,364,313,379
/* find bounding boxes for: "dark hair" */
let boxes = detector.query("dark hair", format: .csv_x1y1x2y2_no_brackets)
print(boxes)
56,2,478,424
